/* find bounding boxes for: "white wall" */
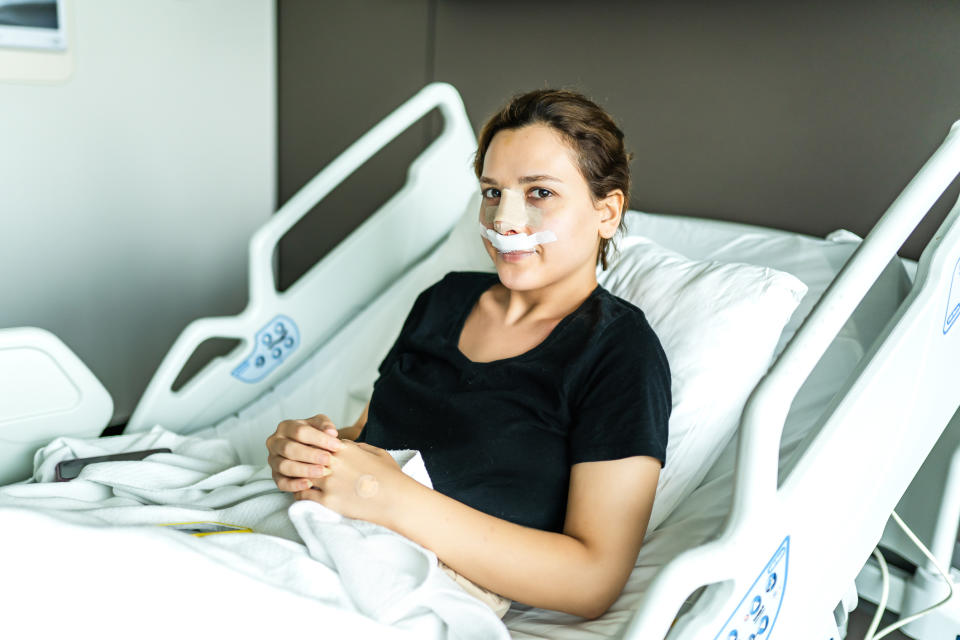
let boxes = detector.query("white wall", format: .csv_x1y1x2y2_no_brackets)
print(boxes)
0,0,276,424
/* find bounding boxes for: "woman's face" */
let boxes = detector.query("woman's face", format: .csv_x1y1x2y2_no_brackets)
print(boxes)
479,123,620,292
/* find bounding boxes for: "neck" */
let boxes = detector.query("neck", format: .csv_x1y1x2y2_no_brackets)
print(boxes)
498,259,599,326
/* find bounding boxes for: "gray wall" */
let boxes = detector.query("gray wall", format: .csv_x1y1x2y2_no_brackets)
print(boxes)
279,0,960,268
276,0,436,290
0,0,276,425
6,1,952,426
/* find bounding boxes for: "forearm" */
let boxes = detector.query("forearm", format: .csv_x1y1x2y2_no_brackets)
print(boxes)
387,479,617,619
335,423,363,441
336,402,369,441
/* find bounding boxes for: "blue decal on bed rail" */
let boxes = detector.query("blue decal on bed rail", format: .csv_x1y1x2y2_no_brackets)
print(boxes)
945,256,960,335
714,536,789,640
231,315,300,383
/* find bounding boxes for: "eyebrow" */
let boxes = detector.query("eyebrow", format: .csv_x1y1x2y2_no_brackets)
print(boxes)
479,174,564,186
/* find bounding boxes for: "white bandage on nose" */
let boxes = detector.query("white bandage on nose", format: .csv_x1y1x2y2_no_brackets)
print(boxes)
481,187,545,231
490,188,541,228
480,187,557,252
479,223,558,252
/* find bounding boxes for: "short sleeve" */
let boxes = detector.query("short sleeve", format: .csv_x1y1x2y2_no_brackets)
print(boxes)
568,314,671,467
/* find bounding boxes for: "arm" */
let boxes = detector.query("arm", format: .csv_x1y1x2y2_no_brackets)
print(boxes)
304,445,661,619
335,401,369,441
394,455,660,619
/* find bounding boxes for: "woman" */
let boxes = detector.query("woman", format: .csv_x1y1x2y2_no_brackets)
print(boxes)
266,88,671,620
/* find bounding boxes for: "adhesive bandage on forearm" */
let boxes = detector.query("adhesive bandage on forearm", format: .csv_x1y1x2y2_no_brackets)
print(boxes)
479,224,558,252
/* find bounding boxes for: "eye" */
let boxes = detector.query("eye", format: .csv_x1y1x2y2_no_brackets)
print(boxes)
481,187,501,199
529,187,553,199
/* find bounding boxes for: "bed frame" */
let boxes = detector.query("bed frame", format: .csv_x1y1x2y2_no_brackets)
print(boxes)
6,83,960,638
630,113,960,638
126,83,477,435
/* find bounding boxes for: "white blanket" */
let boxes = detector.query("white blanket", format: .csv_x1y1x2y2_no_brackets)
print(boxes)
0,426,509,640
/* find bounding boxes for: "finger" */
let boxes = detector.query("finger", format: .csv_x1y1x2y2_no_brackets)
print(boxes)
324,427,339,438
277,438,336,464
273,472,313,493
295,488,325,502
304,414,336,432
268,454,305,479
277,458,330,479
267,440,333,464
280,420,343,452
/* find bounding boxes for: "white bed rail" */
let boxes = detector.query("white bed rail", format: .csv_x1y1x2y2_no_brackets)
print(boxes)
623,120,960,639
127,83,478,434
0,328,113,484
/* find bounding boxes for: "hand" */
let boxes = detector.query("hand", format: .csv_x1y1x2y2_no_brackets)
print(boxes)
295,440,409,527
266,414,343,493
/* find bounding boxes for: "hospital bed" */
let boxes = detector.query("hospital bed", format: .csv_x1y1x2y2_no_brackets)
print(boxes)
2,82,959,639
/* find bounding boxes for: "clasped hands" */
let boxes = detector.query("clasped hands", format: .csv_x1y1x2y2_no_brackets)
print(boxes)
266,414,408,526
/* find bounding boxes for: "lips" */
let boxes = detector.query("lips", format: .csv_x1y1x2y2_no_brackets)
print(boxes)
498,249,536,262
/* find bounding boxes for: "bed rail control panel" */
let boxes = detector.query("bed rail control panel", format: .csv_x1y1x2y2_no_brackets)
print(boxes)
231,315,300,384
714,536,789,640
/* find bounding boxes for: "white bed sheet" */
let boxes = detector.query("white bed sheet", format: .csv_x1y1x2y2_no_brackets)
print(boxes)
188,210,907,638
0,427,508,640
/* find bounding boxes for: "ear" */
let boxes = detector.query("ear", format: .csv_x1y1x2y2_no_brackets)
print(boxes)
596,189,624,239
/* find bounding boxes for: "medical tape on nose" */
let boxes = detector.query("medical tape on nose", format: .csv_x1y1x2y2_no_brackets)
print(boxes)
479,224,557,252
479,186,556,252
481,187,545,230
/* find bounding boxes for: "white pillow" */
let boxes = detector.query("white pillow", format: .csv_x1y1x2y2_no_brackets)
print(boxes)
598,235,807,533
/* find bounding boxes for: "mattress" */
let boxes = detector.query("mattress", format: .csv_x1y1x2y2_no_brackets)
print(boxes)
196,208,910,638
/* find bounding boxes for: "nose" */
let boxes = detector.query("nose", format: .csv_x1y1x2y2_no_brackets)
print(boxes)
492,189,527,234
493,219,522,235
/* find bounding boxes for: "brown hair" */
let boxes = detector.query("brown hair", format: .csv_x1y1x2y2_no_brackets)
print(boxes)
473,88,632,270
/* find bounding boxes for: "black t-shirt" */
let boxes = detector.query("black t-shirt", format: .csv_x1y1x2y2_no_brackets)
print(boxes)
358,271,670,533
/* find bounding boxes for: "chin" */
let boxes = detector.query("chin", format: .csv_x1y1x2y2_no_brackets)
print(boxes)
484,244,567,291
493,260,551,292
496,271,538,292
